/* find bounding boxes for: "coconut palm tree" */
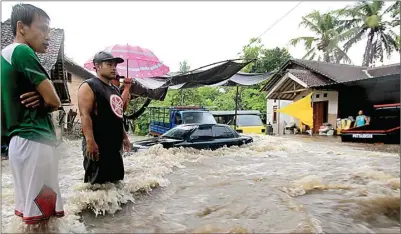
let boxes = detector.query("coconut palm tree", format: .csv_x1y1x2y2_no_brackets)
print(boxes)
386,1,400,28
336,1,399,67
289,10,352,64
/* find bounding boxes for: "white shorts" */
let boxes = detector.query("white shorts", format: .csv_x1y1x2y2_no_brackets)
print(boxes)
9,136,64,224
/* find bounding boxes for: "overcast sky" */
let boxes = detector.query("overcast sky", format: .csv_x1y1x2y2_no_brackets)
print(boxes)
2,1,399,72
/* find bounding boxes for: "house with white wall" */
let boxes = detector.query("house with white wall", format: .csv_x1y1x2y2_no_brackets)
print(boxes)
266,99,294,135
262,59,400,135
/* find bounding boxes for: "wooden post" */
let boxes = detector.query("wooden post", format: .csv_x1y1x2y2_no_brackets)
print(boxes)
277,96,281,135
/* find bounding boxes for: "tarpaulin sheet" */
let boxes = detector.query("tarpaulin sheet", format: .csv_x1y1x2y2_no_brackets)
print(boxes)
209,72,273,87
131,60,271,99
276,92,313,127
130,81,168,101
159,60,253,89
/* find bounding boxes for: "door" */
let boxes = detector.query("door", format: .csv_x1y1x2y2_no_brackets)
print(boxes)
313,101,328,134
212,125,238,148
187,126,214,150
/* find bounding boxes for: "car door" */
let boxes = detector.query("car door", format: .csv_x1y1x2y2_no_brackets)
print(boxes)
187,126,214,150
212,125,238,148
225,126,246,146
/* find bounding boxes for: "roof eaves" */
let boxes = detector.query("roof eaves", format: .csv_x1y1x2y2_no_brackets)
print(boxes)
291,59,338,81
260,59,292,92
311,72,399,88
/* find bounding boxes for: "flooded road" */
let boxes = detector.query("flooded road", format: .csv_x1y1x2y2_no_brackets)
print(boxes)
2,135,400,233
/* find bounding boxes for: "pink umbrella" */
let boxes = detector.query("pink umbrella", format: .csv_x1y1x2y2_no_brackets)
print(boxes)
84,44,170,78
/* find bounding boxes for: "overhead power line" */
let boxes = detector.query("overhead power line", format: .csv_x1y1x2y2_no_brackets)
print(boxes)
236,1,303,58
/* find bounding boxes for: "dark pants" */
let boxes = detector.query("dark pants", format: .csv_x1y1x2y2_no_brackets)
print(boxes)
82,140,124,184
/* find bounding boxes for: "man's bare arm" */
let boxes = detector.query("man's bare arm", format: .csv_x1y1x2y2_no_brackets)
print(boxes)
122,90,130,111
36,80,61,111
78,83,95,142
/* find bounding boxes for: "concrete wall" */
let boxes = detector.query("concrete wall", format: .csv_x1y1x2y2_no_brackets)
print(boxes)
293,89,339,128
266,99,295,135
64,73,85,121
266,89,339,135
312,90,338,127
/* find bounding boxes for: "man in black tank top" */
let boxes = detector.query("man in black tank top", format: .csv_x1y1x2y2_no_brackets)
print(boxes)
111,74,131,112
78,51,131,184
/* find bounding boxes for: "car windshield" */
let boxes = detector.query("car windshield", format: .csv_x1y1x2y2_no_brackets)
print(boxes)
236,115,263,126
161,125,195,139
182,112,217,124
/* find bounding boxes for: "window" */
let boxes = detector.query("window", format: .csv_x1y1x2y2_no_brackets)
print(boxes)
67,72,72,82
316,94,320,98
182,112,217,124
273,106,277,124
162,125,195,140
236,115,263,127
213,126,235,138
191,127,213,138
323,93,328,98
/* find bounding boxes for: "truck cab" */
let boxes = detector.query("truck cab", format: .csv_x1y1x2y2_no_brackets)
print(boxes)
148,106,216,136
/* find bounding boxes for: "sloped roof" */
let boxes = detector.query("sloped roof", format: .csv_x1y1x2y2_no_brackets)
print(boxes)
287,69,333,87
261,58,400,92
64,57,96,79
366,63,400,77
291,59,369,83
1,19,64,73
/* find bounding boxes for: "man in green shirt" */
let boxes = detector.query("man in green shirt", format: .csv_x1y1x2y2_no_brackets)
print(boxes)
1,3,64,229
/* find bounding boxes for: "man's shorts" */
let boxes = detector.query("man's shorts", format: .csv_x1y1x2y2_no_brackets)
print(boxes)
8,136,64,224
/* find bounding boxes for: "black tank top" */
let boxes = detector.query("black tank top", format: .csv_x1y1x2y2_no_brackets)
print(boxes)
82,78,124,152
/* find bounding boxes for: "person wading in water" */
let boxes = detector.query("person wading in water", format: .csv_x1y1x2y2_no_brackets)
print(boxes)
1,3,64,230
78,51,131,184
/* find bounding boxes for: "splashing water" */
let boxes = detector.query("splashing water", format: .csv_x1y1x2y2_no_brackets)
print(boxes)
1,134,400,233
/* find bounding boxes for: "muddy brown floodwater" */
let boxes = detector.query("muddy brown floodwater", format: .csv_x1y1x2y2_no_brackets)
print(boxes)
1,134,400,233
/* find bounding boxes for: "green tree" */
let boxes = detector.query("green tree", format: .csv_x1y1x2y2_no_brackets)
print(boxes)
336,0,399,66
239,38,264,72
240,38,292,73
290,10,352,63
256,47,292,73
234,41,294,114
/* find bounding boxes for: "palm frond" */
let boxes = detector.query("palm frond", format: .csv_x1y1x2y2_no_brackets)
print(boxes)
308,52,317,61
303,47,316,60
381,32,399,56
337,18,362,33
384,1,400,15
326,29,340,50
343,28,367,52
334,46,353,64
339,26,361,42
299,16,322,34
386,29,400,45
289,37,317,48
370,1,385,15
363,31,375,66
375,33,384,62
337,4,366,19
